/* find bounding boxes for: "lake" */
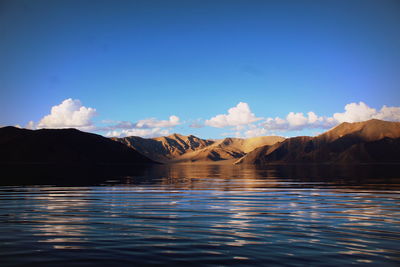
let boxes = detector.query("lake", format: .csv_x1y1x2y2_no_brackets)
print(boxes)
1,164,400,266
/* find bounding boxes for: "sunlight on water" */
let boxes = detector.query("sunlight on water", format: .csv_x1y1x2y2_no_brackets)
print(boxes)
1,164,400,266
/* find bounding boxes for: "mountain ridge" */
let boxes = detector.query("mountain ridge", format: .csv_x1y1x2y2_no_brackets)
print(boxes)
2,119,399,166
114,134,285,163
236,119,400,165
113,133,214,162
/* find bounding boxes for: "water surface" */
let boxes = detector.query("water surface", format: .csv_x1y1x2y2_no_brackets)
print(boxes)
1,164,400,266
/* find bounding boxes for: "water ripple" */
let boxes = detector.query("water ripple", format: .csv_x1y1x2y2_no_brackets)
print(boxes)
1,164,400,266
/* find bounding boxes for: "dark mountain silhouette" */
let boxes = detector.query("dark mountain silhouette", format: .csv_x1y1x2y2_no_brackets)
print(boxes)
236,119,400,165
0,126,155,165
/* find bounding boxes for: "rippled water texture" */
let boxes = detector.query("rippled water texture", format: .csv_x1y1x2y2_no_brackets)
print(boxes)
1,164,400,266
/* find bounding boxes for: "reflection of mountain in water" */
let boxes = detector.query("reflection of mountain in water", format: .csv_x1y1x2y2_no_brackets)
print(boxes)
3,170,400,266
1,160,400,188
126,164,400,191
22,188,90,250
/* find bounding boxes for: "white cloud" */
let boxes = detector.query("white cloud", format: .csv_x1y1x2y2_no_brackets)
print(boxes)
375,105,400,121
218,124,269,138
333,102,400,122
37,98,97,130
106,128,170,138
262,102,400,133
333,102,377,123
99,115,180,138
286,112,309,127
136,115,180,128
21,98,400,139
205,102,262,128
25,121,36,129
188,119,204,128
263,112,336,132
244,127,268,138
307,111,319,124
99,116,180,131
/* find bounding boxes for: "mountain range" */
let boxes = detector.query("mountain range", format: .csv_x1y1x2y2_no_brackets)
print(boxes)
113,134,284,163
1,119,399,166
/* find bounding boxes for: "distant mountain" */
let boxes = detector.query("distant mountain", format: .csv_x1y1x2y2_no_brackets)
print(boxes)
3,119,397,167
0,126,155,165
236,119,400,164
115,134,284,163
170,136,285,163
113,133,214,162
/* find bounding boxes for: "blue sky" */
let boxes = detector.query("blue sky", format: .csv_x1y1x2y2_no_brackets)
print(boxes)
1,0,400,138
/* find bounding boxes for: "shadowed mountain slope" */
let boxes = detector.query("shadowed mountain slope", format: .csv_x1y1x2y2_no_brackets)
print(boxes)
0,126,155,165
236,119,400,165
